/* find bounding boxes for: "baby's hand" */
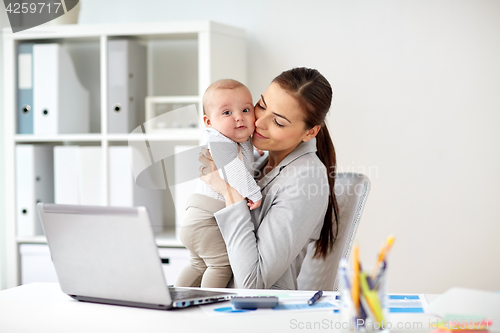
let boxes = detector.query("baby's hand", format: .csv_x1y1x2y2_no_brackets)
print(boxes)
247,199,262,210
256,149,264,156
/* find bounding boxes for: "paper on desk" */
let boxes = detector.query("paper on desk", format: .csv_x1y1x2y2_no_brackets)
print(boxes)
428,288,500,332
200,293,340,317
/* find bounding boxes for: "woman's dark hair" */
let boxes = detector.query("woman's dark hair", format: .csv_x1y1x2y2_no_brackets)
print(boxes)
273,67,339,259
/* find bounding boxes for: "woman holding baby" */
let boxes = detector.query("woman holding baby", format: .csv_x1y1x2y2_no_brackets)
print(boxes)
179,67,339,290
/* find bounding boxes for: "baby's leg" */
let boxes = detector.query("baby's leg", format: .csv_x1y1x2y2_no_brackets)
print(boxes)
176,208,209,287
200,259,232,288
177,194,229,288
175,251,206,287
198,222,232,288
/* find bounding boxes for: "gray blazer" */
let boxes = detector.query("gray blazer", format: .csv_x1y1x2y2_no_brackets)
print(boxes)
214,138,329,289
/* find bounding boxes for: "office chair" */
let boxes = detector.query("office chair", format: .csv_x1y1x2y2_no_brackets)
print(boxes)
297,172,370,291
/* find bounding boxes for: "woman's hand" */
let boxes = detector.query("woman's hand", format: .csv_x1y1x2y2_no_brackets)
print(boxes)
199,148,245,206
198,147,228,195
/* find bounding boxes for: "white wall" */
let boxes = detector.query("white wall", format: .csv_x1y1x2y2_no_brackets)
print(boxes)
0,3,9,291
1,0,499,293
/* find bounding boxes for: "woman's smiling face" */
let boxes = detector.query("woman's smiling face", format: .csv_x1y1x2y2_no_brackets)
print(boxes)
252,82,311,157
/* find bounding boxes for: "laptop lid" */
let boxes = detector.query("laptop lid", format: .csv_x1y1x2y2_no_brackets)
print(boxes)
37,203,173,307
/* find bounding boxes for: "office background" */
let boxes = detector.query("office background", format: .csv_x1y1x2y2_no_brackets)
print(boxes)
1,0,499,293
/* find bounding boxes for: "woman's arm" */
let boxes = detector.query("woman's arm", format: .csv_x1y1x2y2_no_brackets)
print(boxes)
214,166,329,289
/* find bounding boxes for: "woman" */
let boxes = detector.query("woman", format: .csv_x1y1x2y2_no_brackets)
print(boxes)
199,67,339,289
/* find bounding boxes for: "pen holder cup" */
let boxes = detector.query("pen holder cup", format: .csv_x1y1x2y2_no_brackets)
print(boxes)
339,267,389,332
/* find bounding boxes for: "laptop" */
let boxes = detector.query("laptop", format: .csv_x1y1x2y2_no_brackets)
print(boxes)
37,203,236,310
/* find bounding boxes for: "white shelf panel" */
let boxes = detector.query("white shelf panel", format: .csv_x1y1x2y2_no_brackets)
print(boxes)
15,132,202,142
146,95,200,103
15,134,103,142
17,228,183,248
16,236,48,244
110,129,202,142
3,21,245,41
156,227,184,247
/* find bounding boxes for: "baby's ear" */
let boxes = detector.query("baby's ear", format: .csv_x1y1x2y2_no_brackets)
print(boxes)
203,115,211,127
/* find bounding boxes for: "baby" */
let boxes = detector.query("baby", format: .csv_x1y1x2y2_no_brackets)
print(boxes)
175,79,262,288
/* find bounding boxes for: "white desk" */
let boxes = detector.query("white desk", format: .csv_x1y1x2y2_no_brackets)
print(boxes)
0,283,440,333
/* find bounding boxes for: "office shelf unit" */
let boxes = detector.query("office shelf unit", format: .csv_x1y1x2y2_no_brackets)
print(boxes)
3,21,246,288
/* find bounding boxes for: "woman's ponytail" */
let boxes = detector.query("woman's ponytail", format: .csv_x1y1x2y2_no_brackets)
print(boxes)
273,67,339,259
313,124,339,258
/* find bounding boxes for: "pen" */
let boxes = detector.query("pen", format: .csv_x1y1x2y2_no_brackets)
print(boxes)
372,235,395,278
372,261,386,289
307,290,323,305
339,258,351,290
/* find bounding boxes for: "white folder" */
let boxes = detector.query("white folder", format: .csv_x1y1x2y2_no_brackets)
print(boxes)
108,40,147,134
172,145,198,238
109,146,165,233
15,145,54,237
79,147,103,206
54,146,80,204
54,146,103,205
33,44,89,134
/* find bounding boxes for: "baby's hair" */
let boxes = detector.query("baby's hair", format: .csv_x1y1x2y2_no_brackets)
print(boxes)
203,79,248,116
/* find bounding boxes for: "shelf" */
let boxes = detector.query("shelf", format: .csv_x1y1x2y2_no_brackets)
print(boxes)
146,96,200,103
14,131,202,143
17,227,183,248
3,20,246,288
16,235,48,244
2,21,245,41
156,228,184,247
112,130,202,142
15,134,103,142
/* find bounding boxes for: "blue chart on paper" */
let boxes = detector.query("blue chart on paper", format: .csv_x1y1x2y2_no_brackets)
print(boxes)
335,294,425,313
390,308,424,313
388,295,424,313
389,295,420,300
214,307,257,313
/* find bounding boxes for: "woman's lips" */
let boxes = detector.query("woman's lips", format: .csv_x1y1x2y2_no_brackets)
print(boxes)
253,130,268,139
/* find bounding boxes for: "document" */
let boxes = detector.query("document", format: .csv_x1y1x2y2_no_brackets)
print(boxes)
201,292,340,317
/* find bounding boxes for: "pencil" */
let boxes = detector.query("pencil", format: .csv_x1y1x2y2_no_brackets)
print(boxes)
352,244,360,317
372,235,395,278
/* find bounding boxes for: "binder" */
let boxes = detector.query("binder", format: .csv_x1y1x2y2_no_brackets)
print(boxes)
33,44,90,134
54,146,103,205
53,146,80,204
109,146,165,233
108,40,147,134
17,43,34,134
15,145,54,237
78,147,103,206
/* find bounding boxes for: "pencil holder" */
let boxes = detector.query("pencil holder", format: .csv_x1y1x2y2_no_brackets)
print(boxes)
338,234,394,333
339,262,389,332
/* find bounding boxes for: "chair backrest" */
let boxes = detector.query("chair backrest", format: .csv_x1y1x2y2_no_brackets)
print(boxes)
297,172,370,291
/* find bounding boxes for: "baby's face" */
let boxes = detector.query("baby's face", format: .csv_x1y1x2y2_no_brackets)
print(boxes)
204,87,255,143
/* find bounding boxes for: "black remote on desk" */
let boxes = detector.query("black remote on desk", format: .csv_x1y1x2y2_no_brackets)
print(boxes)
231,296,279,309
